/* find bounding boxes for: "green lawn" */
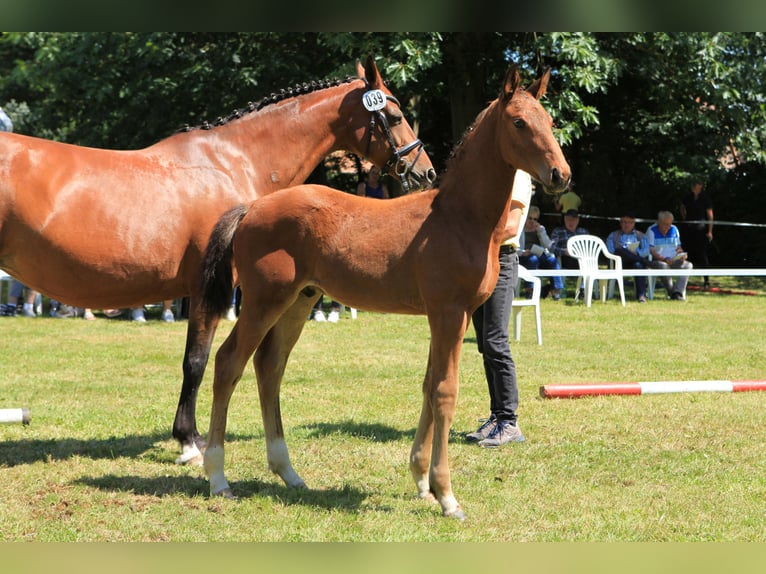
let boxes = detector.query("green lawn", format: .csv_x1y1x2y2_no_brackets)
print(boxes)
1,280,765,541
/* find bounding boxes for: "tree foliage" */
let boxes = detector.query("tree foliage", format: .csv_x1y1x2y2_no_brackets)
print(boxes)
1,32,764,264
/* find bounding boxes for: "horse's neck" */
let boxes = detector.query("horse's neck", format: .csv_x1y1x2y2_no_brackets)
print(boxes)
185,81,360,194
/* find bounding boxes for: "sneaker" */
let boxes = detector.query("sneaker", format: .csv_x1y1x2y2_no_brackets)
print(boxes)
162,308,175,323
465,414,497,443
313,309,326,322
21,304,36,318
670,291,685,301
552,288,562,301
327,309,340,323
638,295,647,303
104,309,122,318
131,308,147,322
478,420,525,448
54,305,75,318
83,309,96,321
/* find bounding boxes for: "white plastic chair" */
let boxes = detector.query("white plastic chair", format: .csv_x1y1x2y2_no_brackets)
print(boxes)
566,235,626,307
512,264,542,345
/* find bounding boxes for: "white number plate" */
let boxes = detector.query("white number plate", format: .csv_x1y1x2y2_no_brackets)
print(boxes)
363,89,387,111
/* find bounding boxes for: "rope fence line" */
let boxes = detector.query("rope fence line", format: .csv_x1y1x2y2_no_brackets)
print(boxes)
542,212,766,228
526,268,766,277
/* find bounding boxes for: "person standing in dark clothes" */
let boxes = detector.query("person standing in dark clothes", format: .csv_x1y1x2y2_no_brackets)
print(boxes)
680,178,714,289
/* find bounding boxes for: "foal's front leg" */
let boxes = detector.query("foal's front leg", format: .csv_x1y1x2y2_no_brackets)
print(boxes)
411,311,468,519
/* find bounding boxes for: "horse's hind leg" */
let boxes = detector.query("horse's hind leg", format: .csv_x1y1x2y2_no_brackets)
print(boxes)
173,295,219,465
255,290,319,489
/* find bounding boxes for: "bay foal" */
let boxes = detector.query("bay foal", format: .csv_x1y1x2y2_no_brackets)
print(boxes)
199,65,570,518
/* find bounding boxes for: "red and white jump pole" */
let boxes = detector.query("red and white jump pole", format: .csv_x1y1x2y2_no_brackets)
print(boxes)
540,380,766,399
0,408,30,425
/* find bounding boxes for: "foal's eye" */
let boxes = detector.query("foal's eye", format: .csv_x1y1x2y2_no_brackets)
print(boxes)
513,118,527,129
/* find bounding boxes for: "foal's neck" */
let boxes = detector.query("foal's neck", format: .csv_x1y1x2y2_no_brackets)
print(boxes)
439,102,516,240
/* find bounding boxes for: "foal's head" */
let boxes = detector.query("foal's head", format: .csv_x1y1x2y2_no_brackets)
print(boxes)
495,66,571,194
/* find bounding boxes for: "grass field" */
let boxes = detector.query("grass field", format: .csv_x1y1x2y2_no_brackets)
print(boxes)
1,277,765,541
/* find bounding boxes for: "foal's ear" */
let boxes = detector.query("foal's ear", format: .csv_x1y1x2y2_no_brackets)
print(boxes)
361,55,383,88
502,64,521,101
526,67,551,100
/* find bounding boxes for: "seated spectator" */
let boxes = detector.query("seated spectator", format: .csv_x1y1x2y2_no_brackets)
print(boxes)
550,209,590,270
646,210,693,301
519,205,563,300
2,280,39,317
606,210,651,302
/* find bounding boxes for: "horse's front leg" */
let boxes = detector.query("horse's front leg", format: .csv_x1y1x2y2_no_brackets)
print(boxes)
254,294,318,489
415,310,469,520
173,296,221,465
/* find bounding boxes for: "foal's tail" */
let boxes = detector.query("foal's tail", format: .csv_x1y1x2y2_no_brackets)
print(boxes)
199,204,249,317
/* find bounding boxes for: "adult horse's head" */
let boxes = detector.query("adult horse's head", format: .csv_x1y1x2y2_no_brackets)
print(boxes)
346,56,436,192
496,65,571,194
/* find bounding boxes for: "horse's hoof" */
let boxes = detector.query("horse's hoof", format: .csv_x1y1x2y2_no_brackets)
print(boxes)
175,443,205,466
175,451,204,466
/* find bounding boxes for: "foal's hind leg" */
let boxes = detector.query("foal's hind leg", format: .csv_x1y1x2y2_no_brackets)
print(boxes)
204,307,279,497
255,292,319,489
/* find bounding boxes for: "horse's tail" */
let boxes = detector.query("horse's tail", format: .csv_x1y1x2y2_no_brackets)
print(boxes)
199,204,249,317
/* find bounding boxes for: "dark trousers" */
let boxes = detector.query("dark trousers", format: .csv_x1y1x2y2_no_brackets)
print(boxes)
613,247,648,298
471,251,519,423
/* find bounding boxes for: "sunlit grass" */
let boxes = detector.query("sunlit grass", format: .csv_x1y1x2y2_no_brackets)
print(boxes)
1,283,765,540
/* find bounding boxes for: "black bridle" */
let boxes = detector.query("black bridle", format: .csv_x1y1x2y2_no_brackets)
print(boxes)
362,83,427,193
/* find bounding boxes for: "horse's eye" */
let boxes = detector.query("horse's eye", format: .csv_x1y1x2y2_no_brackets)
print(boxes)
387,112,403,126
513,119,526,129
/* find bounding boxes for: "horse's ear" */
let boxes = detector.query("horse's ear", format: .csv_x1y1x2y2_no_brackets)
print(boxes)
363,55,383,88
502,64,521,101
355,59,365,78
526,67,551,100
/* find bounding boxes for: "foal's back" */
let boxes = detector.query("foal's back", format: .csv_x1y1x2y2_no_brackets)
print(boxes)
235,184,437,314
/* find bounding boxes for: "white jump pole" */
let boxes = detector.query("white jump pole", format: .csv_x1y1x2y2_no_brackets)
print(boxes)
0,408,30,425
540,380,766,399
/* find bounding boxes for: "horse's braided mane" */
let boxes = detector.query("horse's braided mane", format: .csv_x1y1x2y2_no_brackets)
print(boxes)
179,75,358,133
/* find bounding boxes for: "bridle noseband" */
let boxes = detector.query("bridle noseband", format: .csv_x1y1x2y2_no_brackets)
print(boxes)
362,81,426,193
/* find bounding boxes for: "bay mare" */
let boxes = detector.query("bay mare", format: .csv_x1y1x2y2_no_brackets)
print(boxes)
199,66,571,518
0,57,435,465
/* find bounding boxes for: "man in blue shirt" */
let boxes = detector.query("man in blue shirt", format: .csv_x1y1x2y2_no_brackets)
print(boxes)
646,210,693,300
606,210,651,302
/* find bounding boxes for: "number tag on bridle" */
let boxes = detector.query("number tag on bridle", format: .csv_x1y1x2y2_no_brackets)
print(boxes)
363,90,387,111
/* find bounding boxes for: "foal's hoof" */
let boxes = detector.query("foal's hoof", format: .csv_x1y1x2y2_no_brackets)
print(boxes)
211,487,236,499
443,506,466,521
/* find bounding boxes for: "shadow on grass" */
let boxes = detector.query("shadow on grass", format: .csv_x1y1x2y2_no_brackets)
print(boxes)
300,419,469,445
300,420,413,442
0,431,258,467
75,474,368,512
